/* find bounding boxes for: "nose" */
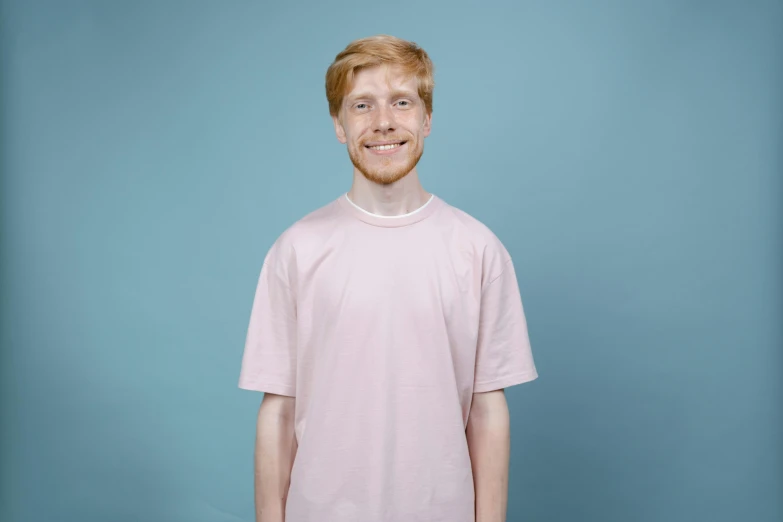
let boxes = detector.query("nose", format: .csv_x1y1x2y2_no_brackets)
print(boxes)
373,104,395,133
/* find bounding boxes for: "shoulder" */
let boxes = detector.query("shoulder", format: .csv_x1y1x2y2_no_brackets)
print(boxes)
435,198,513,284
264,196,345,265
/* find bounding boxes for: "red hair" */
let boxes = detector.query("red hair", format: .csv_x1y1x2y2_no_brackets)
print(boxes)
325,35,435,117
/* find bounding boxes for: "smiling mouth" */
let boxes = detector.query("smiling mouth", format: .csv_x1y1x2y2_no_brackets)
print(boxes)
365,141,407,151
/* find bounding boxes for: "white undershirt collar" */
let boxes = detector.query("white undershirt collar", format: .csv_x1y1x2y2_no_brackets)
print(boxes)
344,193,435,219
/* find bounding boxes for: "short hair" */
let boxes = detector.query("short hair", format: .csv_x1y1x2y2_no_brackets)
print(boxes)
325,35,435,118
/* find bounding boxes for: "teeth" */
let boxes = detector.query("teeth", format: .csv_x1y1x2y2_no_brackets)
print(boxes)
368,143,401,151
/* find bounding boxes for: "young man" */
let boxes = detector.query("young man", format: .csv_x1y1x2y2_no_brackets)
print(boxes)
239,35,538,522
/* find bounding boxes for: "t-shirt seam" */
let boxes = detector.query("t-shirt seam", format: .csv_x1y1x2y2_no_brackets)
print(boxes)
263,260,294,295
474,369,537,386
482,258,514,294
240,376,296,392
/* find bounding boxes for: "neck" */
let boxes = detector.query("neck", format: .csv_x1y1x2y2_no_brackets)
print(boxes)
347,168,431,217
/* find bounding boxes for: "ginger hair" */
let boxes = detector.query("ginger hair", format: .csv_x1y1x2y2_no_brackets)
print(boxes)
325,35,434,117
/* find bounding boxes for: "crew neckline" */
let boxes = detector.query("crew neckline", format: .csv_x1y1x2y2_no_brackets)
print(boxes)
337,193,443,228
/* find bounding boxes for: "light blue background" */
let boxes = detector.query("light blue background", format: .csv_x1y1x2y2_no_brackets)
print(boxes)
1,1,781,521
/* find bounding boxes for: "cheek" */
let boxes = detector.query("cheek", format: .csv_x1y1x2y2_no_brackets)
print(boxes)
403,115,428,137
349,126,370,144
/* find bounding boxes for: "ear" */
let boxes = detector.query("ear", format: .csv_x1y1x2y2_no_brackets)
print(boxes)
333,115,347,144
421,111,432,137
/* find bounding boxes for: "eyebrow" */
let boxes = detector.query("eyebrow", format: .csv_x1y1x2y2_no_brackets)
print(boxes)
346,90,417,103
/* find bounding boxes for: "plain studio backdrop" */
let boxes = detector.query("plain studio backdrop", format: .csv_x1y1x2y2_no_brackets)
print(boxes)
0,1,781,521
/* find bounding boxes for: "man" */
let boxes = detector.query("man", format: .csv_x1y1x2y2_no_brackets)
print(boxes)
238,35,538,522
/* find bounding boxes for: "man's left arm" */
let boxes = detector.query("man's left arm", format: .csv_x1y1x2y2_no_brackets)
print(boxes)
466,389,511,522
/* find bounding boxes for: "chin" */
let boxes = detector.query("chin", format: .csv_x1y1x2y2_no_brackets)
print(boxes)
359,167,411,186
350,157,412,185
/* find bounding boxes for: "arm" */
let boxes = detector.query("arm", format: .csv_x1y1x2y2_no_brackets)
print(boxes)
255,393,297,522
466,389,511,522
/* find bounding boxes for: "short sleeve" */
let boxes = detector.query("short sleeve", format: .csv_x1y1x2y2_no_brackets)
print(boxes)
238,242,297,397
473,259,538,393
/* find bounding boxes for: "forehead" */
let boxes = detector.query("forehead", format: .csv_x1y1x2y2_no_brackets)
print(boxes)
347,64,419,97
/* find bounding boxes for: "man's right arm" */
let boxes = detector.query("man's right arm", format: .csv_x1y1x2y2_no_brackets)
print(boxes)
255,392,297,522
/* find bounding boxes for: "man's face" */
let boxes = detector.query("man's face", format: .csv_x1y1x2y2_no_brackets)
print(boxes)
333,64,432,185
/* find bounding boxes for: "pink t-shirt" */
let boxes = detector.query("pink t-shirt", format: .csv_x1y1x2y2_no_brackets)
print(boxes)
239,193,538,522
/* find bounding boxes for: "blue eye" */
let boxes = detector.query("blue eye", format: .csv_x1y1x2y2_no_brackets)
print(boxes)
355,103,368,110
397,100,409,107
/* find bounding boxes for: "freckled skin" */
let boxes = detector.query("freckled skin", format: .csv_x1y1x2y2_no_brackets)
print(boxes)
333,64,432,186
